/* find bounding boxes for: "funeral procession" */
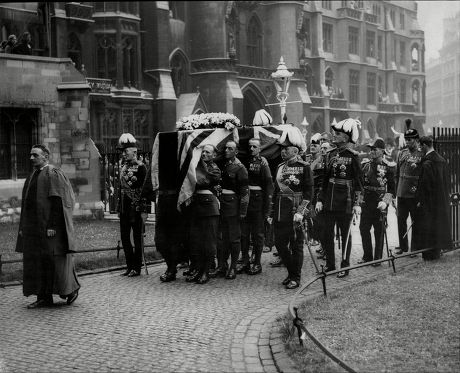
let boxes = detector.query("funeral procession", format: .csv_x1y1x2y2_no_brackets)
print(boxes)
0,1,459,373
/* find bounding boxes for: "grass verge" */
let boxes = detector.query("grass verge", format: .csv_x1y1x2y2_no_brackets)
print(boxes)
281,251,460,373
0,218,162,282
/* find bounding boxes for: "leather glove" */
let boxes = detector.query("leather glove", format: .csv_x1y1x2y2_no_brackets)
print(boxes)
315,201,323,213
353,205,361,215
293,213,303,223
377,201,387,211
266,217,273,225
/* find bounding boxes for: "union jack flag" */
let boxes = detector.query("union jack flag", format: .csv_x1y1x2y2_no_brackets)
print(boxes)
151,125,305,210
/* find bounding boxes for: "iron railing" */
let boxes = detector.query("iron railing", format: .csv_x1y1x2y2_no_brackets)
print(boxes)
288,245,459,373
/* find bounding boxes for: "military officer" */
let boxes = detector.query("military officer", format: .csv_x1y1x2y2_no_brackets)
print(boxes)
394,119,423,255
210,141,249,280
117,133,152,277
273,136,314,289
307,133,327,258
238,138,273,276
315,119,363,278
186,144,222,284
359,138,396,265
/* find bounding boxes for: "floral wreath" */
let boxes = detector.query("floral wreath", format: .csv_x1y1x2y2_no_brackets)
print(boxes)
176,112,242,131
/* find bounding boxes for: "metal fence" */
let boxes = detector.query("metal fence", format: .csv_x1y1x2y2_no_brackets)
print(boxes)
433,127,460,242
100,150,152,213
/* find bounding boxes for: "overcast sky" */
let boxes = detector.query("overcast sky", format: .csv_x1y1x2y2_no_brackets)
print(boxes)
416,0,460,62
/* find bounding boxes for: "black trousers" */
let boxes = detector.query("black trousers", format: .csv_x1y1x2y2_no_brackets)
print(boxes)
120,212,143,273
360,209,384,261
190,215,219,274
241,210,264,266
274,221,304,283
218,215,241,270
155,213,184,274
323,211,353,269
397,197,420,252
309,210,325,244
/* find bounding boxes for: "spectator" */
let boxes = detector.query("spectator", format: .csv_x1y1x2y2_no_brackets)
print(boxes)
4,34,17,54
12,31,32,55
416,136,452,260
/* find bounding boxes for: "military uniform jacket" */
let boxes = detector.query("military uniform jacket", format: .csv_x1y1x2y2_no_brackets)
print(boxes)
220,157,249,217
273,157,314,222
318,147,363,214
193,160,221,217
361,159,396,212
247,156,274,217
118,160,150,214
395,148,423,199
308,154,326,204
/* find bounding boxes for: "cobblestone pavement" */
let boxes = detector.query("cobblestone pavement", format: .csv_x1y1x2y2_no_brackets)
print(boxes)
1,207,414,373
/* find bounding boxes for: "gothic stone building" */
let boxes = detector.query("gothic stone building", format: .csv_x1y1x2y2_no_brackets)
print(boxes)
0,1,425,220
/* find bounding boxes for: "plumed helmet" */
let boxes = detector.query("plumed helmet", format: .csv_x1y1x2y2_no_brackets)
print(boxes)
252,109,273,126
117,133,137,150
404,118,419,139
331,118,361,144
366,138,385,150
277,125,307,152
310,133,322,145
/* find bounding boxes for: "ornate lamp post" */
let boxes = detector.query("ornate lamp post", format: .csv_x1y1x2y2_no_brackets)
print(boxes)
267,56,300,124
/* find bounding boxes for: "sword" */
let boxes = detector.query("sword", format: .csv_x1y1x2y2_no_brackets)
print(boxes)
140,216,149,275
342,212,357,264
402,221,414,240
298,222,320,274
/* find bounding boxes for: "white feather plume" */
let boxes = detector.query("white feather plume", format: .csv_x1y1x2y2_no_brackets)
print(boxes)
391,126,406,148
332,118,360,143
118,133,137,146
310,133,322,144
253,109,272,126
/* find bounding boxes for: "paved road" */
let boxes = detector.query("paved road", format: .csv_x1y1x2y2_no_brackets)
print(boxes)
1,208,407,373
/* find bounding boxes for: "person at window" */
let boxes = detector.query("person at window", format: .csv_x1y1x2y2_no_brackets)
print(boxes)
3,34,17,53
16,144,80,308
315,119,363,278
117,133,153,277
12,31,32,55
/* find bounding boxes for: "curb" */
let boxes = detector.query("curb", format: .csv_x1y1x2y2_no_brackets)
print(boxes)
267,257,425,372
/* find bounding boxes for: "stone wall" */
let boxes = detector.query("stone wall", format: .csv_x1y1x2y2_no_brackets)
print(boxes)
0,54,102,223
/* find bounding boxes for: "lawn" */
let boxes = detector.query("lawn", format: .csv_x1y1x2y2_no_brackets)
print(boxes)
0,218,161,282
281,251,460,373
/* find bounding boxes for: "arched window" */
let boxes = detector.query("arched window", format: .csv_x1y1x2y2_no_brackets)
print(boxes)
170,51,190,97
122,37,137,88
325,68,334,89
412,80,420,111
312,116,323,133
68,33,82,70
97,35,117,82
411,44,419,71
304,64,314,95
247,16,262,66
242,83,266,126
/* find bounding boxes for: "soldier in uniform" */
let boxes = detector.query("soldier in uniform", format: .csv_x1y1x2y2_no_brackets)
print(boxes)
394,119,423,255
307,133,327,257
237,138,273,276
315,119,363,278
272,136,314,289
210,141,249,280
186,144,222,284
358,139,396,265
117,133,152,277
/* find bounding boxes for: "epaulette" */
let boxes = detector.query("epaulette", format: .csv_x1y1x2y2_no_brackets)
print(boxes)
383,158,396,167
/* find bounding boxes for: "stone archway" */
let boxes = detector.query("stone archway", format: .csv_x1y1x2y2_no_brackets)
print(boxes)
242,83,266,126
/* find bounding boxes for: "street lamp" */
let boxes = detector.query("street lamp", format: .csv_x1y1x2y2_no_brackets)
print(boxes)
271,56,294,124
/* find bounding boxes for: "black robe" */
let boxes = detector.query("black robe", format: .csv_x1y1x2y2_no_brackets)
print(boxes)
416,150,452,258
